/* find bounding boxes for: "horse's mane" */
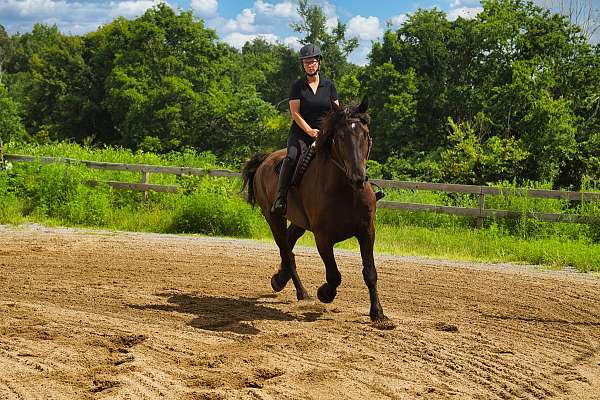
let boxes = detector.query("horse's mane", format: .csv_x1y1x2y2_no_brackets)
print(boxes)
316,102,371,158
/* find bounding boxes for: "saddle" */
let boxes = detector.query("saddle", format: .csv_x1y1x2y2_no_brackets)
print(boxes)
274,141,316,187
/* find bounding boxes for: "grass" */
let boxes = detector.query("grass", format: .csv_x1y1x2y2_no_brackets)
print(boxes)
249,218,599,273
2,140,599,272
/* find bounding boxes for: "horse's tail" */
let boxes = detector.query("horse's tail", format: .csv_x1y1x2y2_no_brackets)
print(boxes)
241,153,269,206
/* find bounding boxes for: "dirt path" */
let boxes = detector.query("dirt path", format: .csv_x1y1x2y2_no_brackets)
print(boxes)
0,225,599,399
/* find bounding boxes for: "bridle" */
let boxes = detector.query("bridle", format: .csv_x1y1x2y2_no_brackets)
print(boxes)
330,116,372,180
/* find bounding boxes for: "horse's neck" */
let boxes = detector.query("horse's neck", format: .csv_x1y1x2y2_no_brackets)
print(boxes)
313,153,349,189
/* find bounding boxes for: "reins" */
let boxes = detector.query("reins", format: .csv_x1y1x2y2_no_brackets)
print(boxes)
329,117,372,180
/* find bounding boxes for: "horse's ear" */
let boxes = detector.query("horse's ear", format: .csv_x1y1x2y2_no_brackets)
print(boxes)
357,96,369,114
332,99,341,111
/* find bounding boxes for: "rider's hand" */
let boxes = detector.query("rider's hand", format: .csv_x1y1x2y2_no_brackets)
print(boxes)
308,128,319,138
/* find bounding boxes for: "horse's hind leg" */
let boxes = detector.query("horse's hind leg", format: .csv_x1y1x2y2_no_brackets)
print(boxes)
314,234,341,304
268,218,309,300
286,224,309,300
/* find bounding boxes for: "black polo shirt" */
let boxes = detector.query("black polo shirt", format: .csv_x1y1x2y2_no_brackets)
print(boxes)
289,75,338,130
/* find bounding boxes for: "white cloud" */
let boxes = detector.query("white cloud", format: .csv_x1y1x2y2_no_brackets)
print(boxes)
222,32,277,48
191,0,217,17
254,0,294,18
312,0,336,17
347,15,382,41
325,16,338,31
390,13,407,28
224,8,256,32
109,0,161,18
283,35,301,50
348,42,371,66
447,6,482,20
0,0,168,34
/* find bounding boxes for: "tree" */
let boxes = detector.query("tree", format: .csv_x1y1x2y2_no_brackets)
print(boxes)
87,4,228,149
0,83,27,142
540,0,600,41
6,24,91,142
363,62,418,159
369,9,454,151
240,38,300,106
290,0,358,80
0,25,10,84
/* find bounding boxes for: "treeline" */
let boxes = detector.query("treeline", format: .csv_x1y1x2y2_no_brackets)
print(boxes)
0,0,599,189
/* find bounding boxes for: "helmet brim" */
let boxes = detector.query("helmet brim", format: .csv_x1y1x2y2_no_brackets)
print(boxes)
298,54,322,61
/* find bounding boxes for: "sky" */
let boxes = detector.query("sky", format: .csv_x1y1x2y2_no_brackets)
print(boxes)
0,0,590,65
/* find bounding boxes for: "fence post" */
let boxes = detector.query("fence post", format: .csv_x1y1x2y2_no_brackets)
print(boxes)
477,188,485,229
141,171,149,203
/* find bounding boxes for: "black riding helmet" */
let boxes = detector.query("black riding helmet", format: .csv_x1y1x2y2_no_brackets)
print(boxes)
298,43,321,60
299,43,321,76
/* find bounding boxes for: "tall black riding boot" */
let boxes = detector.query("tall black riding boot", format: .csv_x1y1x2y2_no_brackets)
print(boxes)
271,157,295,215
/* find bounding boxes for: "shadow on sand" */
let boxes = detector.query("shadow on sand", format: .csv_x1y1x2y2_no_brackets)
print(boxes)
130,292,320,334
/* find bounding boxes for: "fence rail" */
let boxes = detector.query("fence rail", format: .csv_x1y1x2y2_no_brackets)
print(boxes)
6,153,600,225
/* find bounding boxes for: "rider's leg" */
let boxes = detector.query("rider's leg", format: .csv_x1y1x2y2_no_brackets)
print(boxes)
272,127,315,215
271,133,301,215
271,152,296,215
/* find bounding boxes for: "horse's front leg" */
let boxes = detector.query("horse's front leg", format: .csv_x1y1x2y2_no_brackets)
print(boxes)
357,227,395,329
315,234,341,303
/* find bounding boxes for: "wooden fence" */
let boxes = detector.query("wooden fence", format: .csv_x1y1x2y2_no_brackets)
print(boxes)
6,153,600,226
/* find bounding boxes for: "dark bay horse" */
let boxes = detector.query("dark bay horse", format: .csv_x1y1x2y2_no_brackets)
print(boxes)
242,97,394,329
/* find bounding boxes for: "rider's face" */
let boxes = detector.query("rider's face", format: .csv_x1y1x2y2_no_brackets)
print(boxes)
302,58,319,74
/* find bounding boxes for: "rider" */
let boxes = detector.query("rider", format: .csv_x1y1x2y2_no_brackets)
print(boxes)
271,43,339,215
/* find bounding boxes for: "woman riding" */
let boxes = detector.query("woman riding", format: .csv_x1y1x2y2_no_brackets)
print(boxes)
271,43,339,215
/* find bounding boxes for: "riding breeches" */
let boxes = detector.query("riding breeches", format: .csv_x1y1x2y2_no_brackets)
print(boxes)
285,125,314,166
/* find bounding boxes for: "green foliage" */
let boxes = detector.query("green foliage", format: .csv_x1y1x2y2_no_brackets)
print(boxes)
0,83,26,141
194,79,282,163
291,0,359,80
2,0,600,190
2,142,600,271
367,0,599,187
441,116,529,184
363,63,418,159
336,68,362,103
379,153,443,182
240,38,301,105
168,184,259,237
0,162,111,225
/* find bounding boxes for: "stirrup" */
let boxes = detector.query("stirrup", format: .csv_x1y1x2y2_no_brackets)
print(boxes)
369,180,385,201
271,195,287,215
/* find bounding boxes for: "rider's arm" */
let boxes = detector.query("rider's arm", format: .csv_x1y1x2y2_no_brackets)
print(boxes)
331,82,339,107
289,100,319,138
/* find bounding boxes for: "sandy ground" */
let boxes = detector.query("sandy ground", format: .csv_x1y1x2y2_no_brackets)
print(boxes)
0,224,599,399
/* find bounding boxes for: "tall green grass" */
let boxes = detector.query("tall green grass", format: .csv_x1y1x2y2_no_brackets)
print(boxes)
2,141,599,272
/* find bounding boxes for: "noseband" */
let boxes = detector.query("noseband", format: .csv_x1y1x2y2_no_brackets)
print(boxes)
330,117,372,180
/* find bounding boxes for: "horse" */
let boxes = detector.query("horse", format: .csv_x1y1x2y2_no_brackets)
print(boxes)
242,97,394,329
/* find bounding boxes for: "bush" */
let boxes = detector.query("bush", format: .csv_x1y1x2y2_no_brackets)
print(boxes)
168,190,257,236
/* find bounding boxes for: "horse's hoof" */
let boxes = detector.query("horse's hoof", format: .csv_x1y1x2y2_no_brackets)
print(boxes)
296,290,310,301
270,273,288,292
372,316,396,330
316,284,336,303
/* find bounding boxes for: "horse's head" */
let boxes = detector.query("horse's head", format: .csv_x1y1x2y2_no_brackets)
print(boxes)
317,97,372,189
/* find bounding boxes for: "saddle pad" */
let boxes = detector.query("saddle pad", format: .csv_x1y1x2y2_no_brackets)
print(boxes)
273,143,316,187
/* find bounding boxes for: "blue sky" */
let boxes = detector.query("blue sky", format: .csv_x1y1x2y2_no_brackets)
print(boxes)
0,0,572,64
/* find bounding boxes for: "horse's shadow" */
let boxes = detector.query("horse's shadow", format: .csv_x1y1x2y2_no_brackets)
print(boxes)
130,292,314,335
